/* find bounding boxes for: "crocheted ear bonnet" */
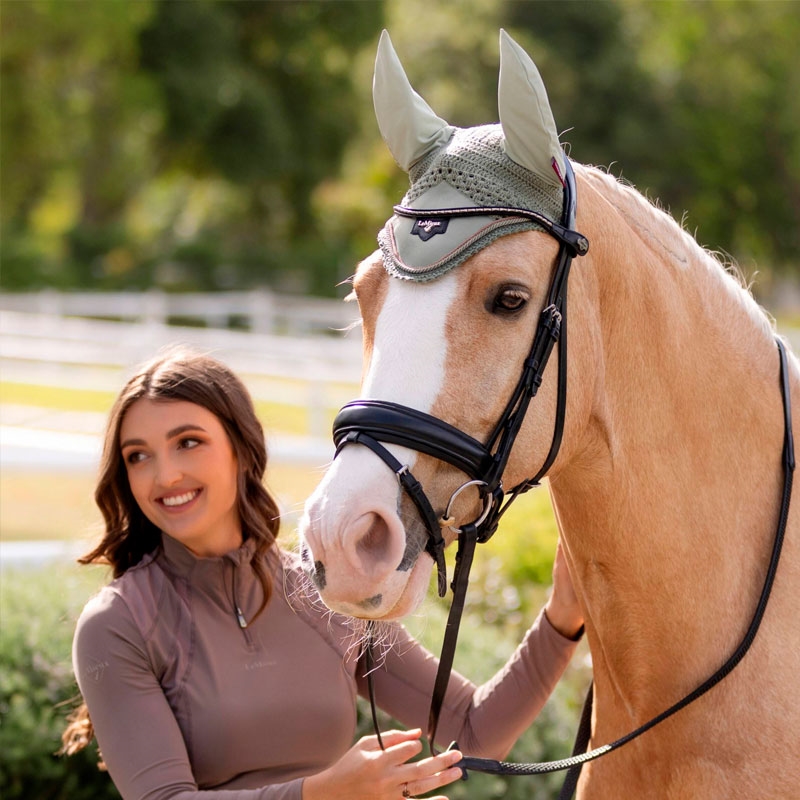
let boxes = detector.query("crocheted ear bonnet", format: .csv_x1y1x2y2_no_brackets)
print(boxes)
373,30,567,283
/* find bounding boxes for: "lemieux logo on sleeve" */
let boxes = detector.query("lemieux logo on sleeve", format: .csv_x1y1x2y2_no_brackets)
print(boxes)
84,658,110,683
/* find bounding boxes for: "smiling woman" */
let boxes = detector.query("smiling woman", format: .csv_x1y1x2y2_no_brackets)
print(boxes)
60,344,583,800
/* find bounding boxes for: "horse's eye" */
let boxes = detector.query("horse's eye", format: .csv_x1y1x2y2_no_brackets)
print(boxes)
491,286,529,314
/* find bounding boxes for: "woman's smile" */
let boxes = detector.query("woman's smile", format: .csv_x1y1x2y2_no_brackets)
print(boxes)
160,489,202,509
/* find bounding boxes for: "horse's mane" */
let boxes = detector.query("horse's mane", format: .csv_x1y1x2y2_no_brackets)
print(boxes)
579,164,775,341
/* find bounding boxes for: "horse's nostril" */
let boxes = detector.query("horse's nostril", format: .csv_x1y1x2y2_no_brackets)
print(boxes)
355,513,392,567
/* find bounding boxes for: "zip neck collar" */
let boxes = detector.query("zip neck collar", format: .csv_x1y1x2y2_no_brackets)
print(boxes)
157,532,257,576
156,533,262,641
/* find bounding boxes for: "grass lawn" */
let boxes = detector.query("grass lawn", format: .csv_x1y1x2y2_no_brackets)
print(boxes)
1,471,104,543
1,382,118,413
0,462,327,544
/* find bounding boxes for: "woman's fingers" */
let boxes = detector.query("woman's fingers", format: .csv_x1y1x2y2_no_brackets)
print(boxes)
400,749,463,797
348,730,463,798
359,728,423,752
302,731,459,800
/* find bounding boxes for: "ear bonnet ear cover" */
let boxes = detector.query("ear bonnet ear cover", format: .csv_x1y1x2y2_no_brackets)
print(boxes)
374,32,565,283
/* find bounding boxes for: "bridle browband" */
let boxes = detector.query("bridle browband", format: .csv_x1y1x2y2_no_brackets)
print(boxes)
333,157,795,795
334,158,588,598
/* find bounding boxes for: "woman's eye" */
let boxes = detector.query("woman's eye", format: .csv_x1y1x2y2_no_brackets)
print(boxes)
125,451,146,465
178,437,201,450
492,288,529,314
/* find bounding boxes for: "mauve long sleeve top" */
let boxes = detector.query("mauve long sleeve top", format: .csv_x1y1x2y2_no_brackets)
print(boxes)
72,534,579,800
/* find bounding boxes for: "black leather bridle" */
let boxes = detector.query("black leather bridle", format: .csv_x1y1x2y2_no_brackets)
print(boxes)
333,158,795,796
335,156,590,756
334,158,589,599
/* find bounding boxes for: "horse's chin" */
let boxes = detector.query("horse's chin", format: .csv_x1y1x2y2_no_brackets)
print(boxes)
322,553,433,621
379,554,433,620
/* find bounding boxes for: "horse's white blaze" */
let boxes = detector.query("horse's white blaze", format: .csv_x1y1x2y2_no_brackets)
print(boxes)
298,271,458,618
363,272,455,406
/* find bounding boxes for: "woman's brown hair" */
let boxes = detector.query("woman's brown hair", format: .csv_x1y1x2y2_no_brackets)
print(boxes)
62,346,281,756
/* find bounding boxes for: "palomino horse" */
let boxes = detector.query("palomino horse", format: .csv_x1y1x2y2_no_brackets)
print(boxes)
299,31,800,798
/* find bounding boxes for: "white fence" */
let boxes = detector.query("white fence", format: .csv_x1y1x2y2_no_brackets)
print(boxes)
0,289,358,336
0,296,365,446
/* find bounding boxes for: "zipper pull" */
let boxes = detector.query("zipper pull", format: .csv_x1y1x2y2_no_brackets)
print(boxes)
235,606,248,629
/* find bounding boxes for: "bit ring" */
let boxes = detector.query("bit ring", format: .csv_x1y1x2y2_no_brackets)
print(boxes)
442,479,492,533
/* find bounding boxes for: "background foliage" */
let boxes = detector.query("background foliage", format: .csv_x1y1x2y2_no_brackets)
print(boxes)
0,566,120,800
2,0,798,297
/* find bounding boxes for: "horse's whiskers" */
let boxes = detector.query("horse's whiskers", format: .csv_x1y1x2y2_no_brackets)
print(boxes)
349,619,401,672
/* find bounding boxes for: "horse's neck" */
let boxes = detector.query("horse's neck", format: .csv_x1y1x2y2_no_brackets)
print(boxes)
553,168,787,723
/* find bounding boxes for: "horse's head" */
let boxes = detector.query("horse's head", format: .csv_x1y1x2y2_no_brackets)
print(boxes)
299,31,594,620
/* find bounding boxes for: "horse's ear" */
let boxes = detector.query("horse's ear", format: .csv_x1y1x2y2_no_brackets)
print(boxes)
498,30,565,186
373,30,454,172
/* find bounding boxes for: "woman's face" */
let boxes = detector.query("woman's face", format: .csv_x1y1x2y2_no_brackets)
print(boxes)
119,398,242,558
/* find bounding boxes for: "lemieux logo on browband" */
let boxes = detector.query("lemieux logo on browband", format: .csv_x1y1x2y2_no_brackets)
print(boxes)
411,218,450,241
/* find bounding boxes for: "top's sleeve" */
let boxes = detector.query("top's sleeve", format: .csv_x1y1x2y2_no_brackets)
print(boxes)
72,591,304,800
357,608,580,759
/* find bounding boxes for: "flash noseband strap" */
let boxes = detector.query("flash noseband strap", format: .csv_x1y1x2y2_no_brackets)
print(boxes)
334,427,449,598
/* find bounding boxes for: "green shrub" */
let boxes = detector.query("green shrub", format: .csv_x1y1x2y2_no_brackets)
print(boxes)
0,564,120,800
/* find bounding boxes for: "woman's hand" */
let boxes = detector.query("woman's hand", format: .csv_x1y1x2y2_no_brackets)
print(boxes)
302,728,463,800
544,538,584,640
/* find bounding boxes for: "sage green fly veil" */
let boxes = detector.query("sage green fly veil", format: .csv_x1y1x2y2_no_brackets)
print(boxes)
374,30,569,282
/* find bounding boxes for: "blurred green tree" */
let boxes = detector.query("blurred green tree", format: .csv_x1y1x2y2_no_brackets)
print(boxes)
1,0,798,295
136,0,383,292
627,0,800,271
504,0,800,271
1,0,383,294
322,0,799,285
1,0,159,288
